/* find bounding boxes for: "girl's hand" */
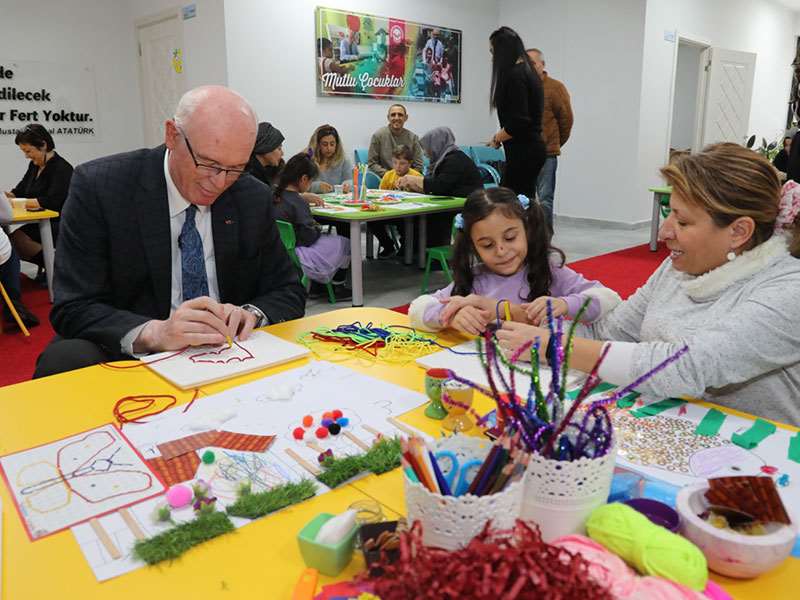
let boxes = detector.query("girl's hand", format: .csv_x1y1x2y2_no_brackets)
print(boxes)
318,182,334,193
440,294,493,326
342,181,352,193
397,175,424,192
522,296,568,326
301,193,326,207
496,321,549,361
450,305,491,336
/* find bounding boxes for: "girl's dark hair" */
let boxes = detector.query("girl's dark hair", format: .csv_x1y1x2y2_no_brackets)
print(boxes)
275,153,319,201
489,26,538,110
451,187,564,301
14,123,55,151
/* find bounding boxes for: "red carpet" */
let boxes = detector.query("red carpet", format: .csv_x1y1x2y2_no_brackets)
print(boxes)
0,243,668,388
0,276,55,386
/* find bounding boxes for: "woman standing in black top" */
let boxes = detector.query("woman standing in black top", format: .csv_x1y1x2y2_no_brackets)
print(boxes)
4,124,73,266
488,26,545,198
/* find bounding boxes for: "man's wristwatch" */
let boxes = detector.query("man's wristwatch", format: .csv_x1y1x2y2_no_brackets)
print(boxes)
241,304,268,328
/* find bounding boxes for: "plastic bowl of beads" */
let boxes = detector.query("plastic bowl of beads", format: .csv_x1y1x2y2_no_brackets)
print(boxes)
676,483,797,578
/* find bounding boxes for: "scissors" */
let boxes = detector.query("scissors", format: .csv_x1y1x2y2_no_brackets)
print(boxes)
434,450,483,496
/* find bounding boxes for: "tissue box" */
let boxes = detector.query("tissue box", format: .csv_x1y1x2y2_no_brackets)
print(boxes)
297,513,357,576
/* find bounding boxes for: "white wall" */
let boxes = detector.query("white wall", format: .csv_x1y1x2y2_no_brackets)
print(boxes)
223,0,498,160
0,0,143,189
636,0,797,222
127,0,228,91
670,42,703,151
498,0,648,224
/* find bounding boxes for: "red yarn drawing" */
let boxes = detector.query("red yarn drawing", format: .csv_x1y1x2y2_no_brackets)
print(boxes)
189,341,255,365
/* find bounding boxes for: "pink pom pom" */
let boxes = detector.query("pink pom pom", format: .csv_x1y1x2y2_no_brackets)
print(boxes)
166,484,193,508
551,534,637,598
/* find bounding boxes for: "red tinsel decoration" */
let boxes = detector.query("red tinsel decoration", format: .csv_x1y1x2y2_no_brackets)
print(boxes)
360,520,613,599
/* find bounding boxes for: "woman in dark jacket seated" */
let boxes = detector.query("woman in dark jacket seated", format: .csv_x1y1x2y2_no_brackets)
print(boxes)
398,127,482,247
4,124,73,267
245,121,285,188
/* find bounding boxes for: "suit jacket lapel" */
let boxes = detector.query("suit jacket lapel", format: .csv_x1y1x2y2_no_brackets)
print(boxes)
212,191,240,302
135,146,172,317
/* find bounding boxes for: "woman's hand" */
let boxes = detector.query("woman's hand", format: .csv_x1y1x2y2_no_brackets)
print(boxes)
496,320,550,360
522,296,568,326
301,193,326,207
4,191,14,199
25,198,41,210
450,305,491,336
342,181,352,193
318,182,334,193
397,175,424,192
487,137,501,149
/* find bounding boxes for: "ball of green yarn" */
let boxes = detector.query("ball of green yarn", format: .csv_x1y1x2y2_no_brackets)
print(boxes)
586,502,707,591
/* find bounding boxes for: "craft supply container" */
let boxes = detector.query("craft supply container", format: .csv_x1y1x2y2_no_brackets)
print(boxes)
296,513,357,576
404,434,525,550
359,520,400,573
520,445,616,541
676,483,797,578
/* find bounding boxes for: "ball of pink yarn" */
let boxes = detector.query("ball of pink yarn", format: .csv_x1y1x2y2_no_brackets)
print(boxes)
629,576,704,600
551,534,638,598
166,484,193,508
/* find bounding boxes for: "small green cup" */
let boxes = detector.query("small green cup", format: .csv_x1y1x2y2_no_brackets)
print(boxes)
424,368,450,419
297,513,357,576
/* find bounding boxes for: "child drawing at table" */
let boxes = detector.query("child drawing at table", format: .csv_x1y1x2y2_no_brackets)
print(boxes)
273,153,351,300
408,187,621,334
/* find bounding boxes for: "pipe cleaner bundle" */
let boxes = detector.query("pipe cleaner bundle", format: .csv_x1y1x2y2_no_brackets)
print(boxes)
297,322,467,365
359,519,614,599
441,299,688,462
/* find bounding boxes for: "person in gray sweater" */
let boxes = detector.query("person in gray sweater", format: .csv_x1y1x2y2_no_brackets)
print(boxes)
307,124,353,195
497,143,800,426
367,104,424,177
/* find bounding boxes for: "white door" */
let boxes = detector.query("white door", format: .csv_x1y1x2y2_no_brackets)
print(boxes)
137,15,185,147
700,48,757,147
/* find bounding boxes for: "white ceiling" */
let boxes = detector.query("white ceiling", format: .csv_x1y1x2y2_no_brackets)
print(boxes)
774,0,800,11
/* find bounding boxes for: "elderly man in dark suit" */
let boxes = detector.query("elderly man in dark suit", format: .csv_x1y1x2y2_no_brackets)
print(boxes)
34,85,306,377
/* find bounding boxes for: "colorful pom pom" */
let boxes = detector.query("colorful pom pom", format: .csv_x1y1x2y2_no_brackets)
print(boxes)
328,423,342,435
332,409,343,420
302,415,314,427
166,484,193,509
323,411,333,420
337,417,349,427
293,427,305,440
317,449,334,464
316,427,329,439
201,450,215,464
321,418,333,427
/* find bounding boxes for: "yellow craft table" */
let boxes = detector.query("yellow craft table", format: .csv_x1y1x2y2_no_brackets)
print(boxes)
0,308,796,599
10,206,59,302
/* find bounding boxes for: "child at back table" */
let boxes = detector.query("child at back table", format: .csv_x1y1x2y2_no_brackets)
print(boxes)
380,145,422,190
273,153,352,301
409,187,621,334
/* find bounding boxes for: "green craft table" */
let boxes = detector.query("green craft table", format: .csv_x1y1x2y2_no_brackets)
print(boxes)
648,186,672,251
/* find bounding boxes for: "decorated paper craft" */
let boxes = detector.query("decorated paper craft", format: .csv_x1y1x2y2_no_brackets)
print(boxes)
790,433,800,464
694,408,726,437
731,418,777,449
144,330,310,389
145,453,201,487
0,424,164,540
156,431,219,460
629,397,687,418
212,431,275,453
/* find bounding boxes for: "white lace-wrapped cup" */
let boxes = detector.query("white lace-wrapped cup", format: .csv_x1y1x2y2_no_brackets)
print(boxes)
521,445,616,541
404,434,525,551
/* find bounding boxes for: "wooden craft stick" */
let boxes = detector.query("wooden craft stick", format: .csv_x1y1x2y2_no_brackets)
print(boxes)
362,424,383,438
285,448,321,476
90,518,121,560
306,441,325,454
343,430,370,450
119,508,145,541
387,417,416,437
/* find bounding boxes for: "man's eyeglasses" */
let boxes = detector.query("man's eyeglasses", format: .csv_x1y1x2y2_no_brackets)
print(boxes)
178,127,247,180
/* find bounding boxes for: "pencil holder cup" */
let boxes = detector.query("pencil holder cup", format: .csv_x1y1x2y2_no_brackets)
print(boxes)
520,445,616,542
404,434,525,551
441,380,474,432
297,512,357,576
424,368,450,420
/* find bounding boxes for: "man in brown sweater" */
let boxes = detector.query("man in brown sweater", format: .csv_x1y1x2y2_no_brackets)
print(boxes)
527,48,573,231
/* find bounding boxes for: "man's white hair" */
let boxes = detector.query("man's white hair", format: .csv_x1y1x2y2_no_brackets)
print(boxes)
173,85,258,130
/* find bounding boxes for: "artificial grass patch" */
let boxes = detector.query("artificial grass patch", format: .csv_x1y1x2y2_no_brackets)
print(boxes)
133,511,235,565
226,479,317,519
317,436,401,488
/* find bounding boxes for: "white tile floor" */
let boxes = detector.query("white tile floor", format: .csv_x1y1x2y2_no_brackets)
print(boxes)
305,219,650,315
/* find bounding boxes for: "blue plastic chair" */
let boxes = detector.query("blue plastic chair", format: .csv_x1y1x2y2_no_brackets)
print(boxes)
354,148,369,165
469,145,505,164
365,171,381,189
476,164,500,188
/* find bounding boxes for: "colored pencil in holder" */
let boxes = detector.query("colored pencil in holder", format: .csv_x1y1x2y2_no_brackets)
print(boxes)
428,450,452,496
466,444,499,495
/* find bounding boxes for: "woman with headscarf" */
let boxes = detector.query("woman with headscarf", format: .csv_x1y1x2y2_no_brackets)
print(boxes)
246,122,285,188
397,126,482,197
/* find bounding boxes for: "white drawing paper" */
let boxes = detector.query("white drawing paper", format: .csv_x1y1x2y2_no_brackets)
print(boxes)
143,330,310,389
0,424,164,540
